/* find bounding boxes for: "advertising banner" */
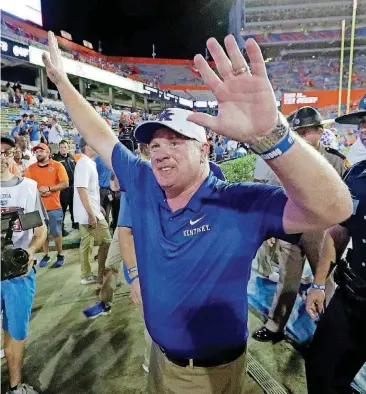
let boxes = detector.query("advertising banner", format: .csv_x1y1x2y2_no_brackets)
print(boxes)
0,38,29,62
281,89,366,114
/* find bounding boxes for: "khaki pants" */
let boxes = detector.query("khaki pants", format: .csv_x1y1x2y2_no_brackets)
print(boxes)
147,342,247,394
79,218,112,279
257,240,336,333
100,229,152,367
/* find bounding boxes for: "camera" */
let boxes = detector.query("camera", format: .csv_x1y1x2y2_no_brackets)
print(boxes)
1,209,43,281
118,128,138,153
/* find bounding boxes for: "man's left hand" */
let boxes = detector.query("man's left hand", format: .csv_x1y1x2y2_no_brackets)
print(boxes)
22,249,35,277
39,186,50,194
187,35,277,144
306,288,325,320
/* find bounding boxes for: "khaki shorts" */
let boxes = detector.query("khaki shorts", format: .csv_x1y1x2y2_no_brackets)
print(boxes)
79,218,112,246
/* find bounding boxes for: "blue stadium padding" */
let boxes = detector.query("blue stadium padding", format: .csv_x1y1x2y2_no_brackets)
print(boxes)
248,259,366,393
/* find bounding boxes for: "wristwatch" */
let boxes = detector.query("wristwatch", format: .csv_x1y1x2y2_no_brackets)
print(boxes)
250,112,290,155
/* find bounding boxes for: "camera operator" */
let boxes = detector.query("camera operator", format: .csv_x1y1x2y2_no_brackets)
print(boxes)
1,135,47,394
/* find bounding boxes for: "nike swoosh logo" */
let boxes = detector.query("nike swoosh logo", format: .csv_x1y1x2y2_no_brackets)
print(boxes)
190,216,205,226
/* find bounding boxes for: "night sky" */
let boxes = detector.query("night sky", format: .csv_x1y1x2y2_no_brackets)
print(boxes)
41,0,231,59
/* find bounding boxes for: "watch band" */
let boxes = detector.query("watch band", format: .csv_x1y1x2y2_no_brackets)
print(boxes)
250,112,291,156
311,283,326,291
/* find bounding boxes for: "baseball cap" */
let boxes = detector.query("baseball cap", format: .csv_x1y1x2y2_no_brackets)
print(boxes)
134,108,207,144
32,143,50,152
335,94,366,125
1,134,16,147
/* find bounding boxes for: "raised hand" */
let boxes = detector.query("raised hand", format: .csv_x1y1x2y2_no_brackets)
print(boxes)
42,31,68,86
187,35,278,144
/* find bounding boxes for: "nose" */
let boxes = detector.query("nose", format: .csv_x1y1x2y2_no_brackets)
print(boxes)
152,147,170,163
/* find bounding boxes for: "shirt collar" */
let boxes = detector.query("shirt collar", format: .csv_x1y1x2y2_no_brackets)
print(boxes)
159,172,220,213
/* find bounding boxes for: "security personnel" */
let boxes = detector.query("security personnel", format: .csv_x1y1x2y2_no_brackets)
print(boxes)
253,106,346,342
305,104,366,393
53,140,77,235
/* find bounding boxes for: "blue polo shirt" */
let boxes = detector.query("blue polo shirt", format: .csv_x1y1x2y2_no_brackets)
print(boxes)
10,126,20,138
95,156,112,189
112,142,290,358
27,121,40,142
209,161,225,181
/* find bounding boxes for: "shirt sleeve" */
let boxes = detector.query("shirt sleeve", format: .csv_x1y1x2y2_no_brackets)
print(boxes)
232,183,300,243
74,160,90,188
111,142,151,193
117,193,132,228
57,162,69,183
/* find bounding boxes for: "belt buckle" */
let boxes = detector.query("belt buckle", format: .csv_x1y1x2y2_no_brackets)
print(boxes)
189,359,194,369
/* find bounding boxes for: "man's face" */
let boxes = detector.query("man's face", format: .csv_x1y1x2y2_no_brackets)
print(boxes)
17,136,27,150
149,128,205,193
14,148,23,161
359,117,366,147
29,116,35,123
19,120,24,128
1,142,15,174
296,126,322,147
22,117,28,123
35,148,50,163
59,143,69,156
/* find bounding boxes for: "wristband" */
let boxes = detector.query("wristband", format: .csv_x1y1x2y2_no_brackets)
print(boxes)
311,283,325,291
130,274,139,284
128,266,138,274
258,130,295,161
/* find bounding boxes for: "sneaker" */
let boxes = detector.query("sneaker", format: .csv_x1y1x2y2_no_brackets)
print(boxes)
83,302,111,319
142,363,150,373
38,255,50,268
80,275,98,285
51,254,65,268
6,383,39,394
72,223,79,230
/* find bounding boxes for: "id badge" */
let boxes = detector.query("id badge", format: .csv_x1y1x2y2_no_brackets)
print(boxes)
352,198,359,215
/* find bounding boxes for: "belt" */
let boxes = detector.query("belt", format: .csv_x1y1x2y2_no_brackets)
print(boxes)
160,344,246,368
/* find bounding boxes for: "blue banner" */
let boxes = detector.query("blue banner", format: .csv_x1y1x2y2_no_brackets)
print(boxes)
228,0,245,49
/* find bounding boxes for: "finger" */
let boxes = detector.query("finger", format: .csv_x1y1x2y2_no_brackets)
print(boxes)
207,37,233,81
245,38,267,77
224,35,250,75
187,112,218,131
49,31,61,65
193,54,222,93
42,52,53,69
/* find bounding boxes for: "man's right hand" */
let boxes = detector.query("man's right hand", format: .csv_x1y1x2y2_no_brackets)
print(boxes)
88,214,97,229
130,278,142,305
42,31,68,86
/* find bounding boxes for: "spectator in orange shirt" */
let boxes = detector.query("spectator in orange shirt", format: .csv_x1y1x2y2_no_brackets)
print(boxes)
24,143,69,268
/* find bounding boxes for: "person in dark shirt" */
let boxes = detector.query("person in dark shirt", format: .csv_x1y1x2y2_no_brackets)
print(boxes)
53,140,77,234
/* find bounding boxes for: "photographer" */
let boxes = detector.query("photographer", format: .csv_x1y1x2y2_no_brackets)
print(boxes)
1,135,47,394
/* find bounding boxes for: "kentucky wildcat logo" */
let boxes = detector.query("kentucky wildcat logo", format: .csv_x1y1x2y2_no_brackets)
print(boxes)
158,109,174,122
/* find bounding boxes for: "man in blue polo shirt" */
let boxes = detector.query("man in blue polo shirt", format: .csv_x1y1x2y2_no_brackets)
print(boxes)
43,31,352,393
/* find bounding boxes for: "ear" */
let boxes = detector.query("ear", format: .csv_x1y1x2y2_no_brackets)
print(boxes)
200,143,209,163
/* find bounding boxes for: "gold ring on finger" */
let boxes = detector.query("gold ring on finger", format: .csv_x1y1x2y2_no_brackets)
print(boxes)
233,66,248,76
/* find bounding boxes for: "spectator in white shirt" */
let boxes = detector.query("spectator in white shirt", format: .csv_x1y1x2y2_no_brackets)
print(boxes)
73,138,112,285
16,136,36,168
227,140,238,158
48,117,64,155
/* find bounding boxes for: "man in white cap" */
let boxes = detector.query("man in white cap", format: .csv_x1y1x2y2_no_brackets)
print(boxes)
42,31,352,393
